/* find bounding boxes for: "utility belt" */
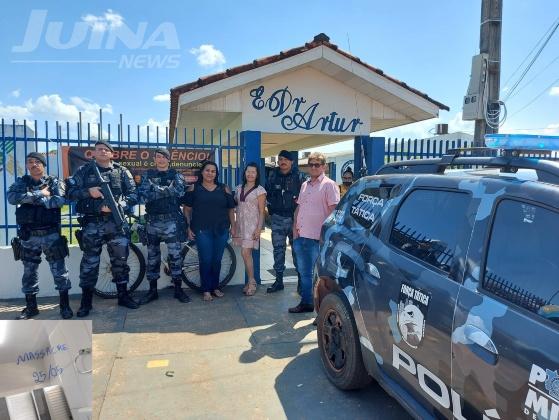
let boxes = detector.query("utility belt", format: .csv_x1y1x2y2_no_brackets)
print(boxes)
146,212,178,222
74,214,112,251
145,212,187,243
11,233,68,261
28,227,59,237
17,225,59,241
78,213,114,225
74,213,127,250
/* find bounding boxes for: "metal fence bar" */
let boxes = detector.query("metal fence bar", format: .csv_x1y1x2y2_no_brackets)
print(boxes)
0,120,243,245
2,119,8,244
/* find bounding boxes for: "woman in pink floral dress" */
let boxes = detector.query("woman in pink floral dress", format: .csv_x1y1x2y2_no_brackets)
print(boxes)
233,163,266,296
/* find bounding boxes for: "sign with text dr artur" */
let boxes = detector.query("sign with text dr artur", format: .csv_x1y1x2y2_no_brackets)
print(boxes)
241,67,372,136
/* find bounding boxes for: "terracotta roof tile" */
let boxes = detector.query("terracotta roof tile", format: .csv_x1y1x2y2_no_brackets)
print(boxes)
169,33,449,141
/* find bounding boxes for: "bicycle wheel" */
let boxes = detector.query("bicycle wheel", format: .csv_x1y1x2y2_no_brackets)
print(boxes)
181,242,237,291
94,243,146,298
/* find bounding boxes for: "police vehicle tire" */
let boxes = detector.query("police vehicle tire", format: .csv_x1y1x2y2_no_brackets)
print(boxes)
94,243,146,299
317,292,372,390
181,243,237,291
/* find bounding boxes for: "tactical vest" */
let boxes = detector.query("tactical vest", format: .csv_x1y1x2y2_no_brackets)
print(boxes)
145,169,180,215
84,163,124,195
15,176,61,228
75,162,124,215
267,169,303,216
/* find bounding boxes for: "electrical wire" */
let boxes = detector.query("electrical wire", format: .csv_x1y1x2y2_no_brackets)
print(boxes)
482,57,507,129
486,17,559,129
506,54,559,101
501,17,559,93
503,17,559,101
509,76,559,118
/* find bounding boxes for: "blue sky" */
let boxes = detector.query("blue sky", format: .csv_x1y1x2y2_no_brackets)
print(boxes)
0,0,558,152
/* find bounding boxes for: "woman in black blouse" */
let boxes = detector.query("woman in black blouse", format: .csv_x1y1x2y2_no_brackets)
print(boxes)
183,161,236,301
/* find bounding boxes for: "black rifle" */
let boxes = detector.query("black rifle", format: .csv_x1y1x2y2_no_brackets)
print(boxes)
91,161,128,234
360,141,368,178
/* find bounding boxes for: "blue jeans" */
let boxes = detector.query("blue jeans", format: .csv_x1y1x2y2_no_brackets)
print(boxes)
293,237,320,305
195,228,229,293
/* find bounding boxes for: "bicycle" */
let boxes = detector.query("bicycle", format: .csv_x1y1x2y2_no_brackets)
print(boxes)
93,214,236,298
169,238,237,292
92,215,146,299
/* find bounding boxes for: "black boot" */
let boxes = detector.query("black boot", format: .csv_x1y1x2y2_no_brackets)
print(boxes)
173,280,191,303
267,274,284,293
16,294,39,320
77,288,94,318
59,290,73,319
117,283,139,309
139,280,159,305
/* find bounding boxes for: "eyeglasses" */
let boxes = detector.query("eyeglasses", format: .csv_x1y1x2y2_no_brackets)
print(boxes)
308,163,322,168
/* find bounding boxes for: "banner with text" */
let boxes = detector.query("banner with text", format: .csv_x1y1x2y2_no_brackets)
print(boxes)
61,146,214,184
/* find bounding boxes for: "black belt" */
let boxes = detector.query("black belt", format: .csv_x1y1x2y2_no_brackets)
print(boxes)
83,214,114,223
29,227,58,236
272,212,294,218
146,213,177,222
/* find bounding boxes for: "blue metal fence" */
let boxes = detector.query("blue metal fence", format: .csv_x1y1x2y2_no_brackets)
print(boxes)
384,137,559,162
385,137,473,162
0,118,243,245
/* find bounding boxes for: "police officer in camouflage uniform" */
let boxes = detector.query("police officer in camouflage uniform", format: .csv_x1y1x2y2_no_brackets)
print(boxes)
137,147,190,304
265,150,306,293
8,152,72,319
66,140,139,316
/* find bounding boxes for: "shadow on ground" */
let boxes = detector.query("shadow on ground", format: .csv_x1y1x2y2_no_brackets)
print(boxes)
0,284,411,419
275,348,411,420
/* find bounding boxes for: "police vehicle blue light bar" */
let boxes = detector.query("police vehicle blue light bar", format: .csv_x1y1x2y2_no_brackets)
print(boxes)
485,133,559,150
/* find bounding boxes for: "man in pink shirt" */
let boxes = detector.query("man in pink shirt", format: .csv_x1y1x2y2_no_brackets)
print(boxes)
289,152,340,313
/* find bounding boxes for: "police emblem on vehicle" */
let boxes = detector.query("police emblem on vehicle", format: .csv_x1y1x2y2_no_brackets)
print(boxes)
397,282,430,348
545,369,559,400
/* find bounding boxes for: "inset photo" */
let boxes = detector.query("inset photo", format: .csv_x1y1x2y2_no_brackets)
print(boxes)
0,320,92,420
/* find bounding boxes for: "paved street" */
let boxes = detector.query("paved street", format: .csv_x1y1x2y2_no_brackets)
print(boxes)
0,231,412,419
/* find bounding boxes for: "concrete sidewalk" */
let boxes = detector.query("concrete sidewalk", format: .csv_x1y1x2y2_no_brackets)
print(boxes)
0,232,411,419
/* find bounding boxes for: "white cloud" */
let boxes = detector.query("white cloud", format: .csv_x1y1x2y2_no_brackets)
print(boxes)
82,9,124,32
0,104,32,121
22,94,112,124
189,44,226,68
153,94,170,102
11,89,21,98
139,118,170,141
0,94,112,133
549,86,559,96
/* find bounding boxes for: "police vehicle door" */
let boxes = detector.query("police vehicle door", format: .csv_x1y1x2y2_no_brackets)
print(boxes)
355,185,476,418
452,192,559,420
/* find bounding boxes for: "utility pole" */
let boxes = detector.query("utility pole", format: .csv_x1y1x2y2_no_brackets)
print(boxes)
474,0,503,147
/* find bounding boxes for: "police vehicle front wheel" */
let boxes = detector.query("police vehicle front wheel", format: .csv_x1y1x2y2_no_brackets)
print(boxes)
317,292,372,390
94,243,146,299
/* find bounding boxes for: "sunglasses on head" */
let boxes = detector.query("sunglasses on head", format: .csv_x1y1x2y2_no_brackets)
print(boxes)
308,163,322,168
